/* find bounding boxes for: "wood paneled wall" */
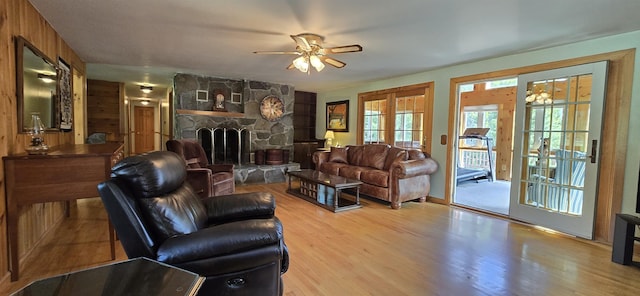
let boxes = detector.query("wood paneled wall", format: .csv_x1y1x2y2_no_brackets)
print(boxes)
87,79,124,143
1,0,86,281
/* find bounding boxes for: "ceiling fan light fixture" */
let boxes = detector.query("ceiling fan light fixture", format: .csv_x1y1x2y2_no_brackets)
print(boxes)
255,32,362,74
292,56,309,73
310,55,325,72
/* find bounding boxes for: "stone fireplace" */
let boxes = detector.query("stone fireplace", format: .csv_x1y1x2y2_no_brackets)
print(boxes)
173,73,299,184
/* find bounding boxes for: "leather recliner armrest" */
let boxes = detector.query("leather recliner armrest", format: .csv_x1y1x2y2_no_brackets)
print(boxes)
156,217,283,263
206,164,234,173
184,168,213,196
202,192,276,223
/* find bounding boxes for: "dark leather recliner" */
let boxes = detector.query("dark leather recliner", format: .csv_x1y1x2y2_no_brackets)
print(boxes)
97,151,288,296
166,139,235,198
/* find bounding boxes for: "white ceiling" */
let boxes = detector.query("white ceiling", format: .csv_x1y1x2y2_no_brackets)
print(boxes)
29,0,640,97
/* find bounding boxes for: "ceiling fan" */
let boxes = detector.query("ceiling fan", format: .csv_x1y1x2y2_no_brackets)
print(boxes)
253,33,363,74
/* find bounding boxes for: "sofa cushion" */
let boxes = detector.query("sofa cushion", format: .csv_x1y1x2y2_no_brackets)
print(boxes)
329,147,348,163
360,168,389,187
138,185,208,241
384,147,407,170
362,144,389,170
347,145,364,166
339,165,364,180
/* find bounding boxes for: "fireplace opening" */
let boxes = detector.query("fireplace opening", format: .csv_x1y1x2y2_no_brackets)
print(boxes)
197,128,250,165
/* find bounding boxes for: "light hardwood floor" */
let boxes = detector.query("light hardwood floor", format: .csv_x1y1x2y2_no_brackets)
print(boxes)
1,182,640,295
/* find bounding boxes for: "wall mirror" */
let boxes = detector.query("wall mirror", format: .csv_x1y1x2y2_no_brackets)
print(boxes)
16,36,59,133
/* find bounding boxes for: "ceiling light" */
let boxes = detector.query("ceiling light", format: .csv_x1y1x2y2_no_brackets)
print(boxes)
310,55,325,72
525,89,552,104
141,100,150,105
292,56,309,73
37,73,56,83
140,85,153,94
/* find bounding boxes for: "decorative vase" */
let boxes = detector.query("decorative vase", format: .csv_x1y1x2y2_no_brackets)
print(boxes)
25,113,49,155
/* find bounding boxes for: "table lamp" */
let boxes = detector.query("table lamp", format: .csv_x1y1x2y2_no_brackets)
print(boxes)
324,130,335,147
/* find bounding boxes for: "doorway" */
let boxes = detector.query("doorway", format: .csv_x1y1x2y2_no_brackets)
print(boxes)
451,62,608,239
453,78,516,216
133,105,155,154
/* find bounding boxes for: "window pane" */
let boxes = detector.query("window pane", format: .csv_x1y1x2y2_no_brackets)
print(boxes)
363,98,387,144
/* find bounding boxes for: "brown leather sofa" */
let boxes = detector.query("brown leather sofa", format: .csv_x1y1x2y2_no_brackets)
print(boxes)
313,144,438,209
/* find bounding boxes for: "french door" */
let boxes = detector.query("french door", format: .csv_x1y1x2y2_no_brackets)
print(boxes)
509,61,608,239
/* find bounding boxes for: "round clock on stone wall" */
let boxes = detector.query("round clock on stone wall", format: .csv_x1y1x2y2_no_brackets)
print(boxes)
260,95,285,121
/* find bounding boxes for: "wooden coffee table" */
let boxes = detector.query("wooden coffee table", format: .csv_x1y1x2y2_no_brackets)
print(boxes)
287,169,362,212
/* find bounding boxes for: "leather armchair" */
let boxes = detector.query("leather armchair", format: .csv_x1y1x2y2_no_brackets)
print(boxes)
166,139,235,198
98,151,288,296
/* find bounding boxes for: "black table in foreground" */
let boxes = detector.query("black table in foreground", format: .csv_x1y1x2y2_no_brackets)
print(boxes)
612,213,640,266
11,258,204,296
287,169,362,212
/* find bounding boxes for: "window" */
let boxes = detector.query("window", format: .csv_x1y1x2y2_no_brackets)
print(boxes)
358,83,433,152
460,105,498,148
485,78,517,89
394,95,424,148
363,99,387,144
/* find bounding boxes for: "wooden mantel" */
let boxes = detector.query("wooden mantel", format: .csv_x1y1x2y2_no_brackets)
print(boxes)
176,109,244,118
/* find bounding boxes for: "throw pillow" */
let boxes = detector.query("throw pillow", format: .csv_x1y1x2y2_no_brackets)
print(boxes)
329,147,348,163
384,147,407,170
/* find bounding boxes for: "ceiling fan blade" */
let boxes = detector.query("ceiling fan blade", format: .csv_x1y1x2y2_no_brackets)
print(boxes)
290,35,312,51
321,56,346,68
253,51,300,55
323,45,363,54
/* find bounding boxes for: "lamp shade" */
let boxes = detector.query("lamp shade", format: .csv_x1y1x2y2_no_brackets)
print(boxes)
292,56,309,73
310,55,325,72
324,130,335,139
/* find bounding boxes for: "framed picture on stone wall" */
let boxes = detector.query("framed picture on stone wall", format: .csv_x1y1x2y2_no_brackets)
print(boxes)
231,92,242,104
196,90,208,102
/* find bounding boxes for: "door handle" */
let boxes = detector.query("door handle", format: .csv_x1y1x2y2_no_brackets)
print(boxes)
588,139,597,163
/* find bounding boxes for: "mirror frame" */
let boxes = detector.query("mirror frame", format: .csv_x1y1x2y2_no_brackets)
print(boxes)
15,35,60,133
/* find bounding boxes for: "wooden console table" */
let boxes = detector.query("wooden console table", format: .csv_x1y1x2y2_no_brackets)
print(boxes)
3,143,124,281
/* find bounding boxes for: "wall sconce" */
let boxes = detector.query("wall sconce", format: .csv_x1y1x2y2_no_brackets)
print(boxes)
140,85,153,94
324,130,335,147
37,73,56,83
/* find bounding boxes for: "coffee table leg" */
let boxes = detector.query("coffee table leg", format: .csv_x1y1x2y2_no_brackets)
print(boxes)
335,189,341,210
356,186,360,205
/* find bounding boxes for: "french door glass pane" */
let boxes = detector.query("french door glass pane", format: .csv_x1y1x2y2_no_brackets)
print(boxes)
521,74,593,215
